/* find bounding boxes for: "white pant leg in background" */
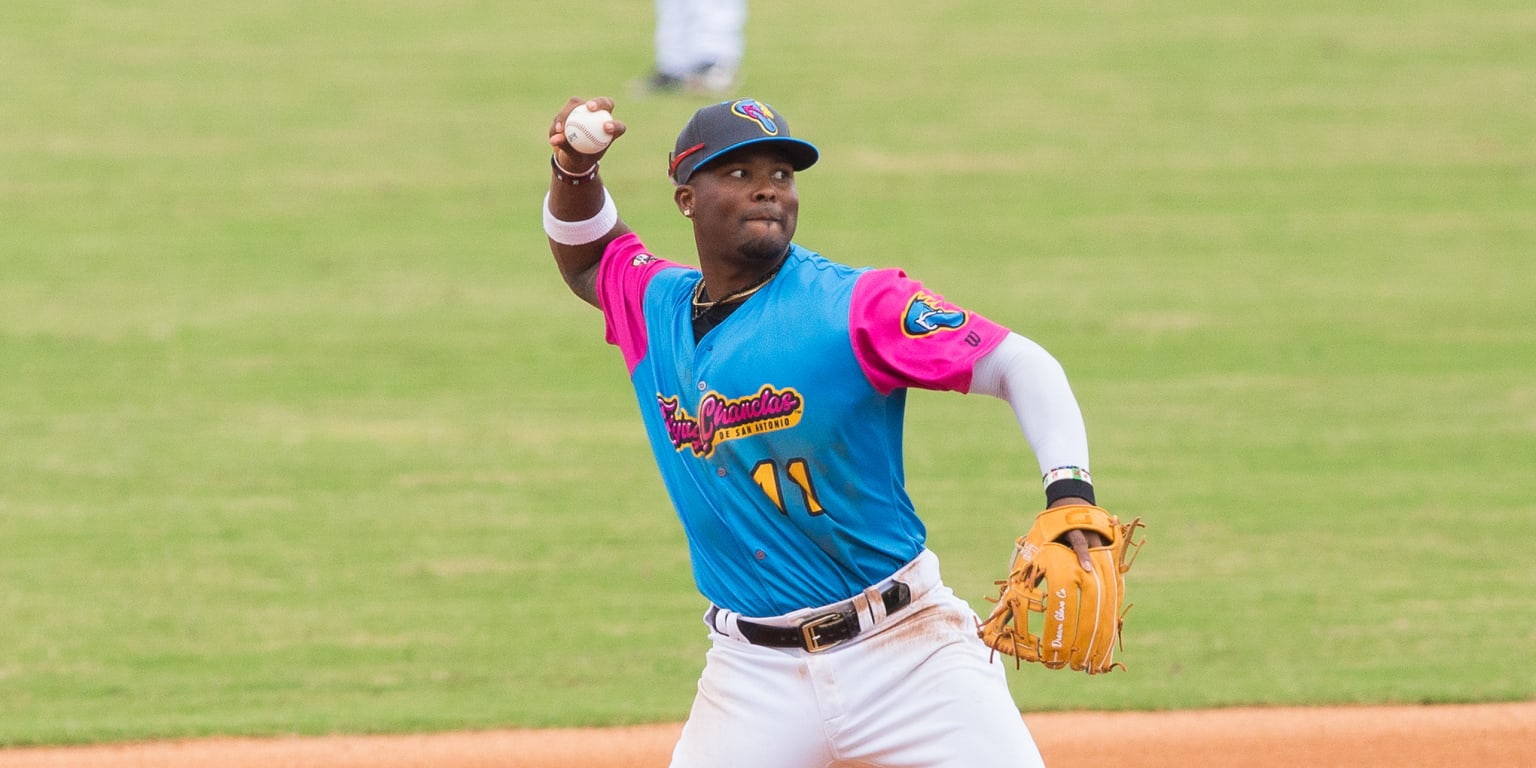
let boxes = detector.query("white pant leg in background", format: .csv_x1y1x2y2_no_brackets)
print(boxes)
669,555,1046,768
653,0,746,77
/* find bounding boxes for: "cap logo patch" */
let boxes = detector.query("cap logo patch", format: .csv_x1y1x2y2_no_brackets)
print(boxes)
731,99,779,135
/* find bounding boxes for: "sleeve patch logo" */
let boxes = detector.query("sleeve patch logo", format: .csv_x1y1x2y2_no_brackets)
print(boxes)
658,385,803,458
902,291,969,337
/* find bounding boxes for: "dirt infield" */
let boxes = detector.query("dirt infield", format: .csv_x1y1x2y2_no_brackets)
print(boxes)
1,702,1532,767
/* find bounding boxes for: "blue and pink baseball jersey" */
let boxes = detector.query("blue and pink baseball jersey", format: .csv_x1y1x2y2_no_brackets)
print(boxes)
596,233,1009,617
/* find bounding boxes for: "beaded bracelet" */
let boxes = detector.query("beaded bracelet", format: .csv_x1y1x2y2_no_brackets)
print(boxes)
1043,466,1092,486
551,155,599,185
1043,466,1095,505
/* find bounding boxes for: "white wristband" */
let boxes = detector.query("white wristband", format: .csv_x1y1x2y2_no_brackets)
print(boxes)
542,189,618,246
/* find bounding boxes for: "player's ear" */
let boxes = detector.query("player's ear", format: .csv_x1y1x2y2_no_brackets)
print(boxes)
674,186,695,219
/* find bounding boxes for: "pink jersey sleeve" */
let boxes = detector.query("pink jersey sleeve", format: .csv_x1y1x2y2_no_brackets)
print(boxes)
595,232,688,375
849,268,1011,395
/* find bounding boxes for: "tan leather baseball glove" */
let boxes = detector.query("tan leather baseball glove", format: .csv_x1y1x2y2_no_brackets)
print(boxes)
978,504,1145,673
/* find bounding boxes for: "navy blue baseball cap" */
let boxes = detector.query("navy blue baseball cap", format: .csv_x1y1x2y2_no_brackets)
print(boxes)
669,98,819,184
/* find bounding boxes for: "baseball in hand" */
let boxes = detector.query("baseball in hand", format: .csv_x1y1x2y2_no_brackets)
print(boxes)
564,105,614,154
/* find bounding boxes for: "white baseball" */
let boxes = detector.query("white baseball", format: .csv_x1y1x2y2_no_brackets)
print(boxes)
564,105,614,154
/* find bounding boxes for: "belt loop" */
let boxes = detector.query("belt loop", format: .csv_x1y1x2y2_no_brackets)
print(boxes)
709,605,746,641
863,585,888,628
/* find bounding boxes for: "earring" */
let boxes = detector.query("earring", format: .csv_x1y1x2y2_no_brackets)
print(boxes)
683,209,694,217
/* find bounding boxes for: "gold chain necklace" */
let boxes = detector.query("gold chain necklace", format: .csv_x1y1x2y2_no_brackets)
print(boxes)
691,262,783,318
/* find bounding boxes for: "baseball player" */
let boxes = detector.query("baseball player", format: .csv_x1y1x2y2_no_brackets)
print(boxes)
543,96,1106,767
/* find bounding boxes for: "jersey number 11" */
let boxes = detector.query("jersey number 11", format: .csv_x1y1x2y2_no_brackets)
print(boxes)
751,458,828,517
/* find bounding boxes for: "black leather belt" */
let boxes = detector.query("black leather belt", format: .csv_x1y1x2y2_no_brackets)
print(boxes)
724,581,912,653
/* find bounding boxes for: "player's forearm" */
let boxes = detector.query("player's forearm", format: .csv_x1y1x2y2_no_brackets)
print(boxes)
970,332,1092,487
544,158,629,307
543,97,630,308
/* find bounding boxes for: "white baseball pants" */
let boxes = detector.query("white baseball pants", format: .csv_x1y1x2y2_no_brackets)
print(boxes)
669,550,1047,768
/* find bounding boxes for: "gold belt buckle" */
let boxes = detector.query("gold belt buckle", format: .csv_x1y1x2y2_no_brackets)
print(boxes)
800,612,847,653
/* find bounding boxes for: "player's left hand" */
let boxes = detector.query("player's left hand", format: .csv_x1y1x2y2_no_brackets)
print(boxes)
1052,496,1107,570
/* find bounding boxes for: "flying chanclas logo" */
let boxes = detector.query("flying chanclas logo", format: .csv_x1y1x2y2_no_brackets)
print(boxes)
658,384,803,457
731,99,780,135
902,291,969,337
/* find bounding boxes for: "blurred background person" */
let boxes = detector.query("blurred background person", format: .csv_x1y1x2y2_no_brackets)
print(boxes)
635,0,745,96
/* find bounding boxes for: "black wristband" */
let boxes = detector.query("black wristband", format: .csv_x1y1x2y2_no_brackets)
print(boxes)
1045,478,1095,506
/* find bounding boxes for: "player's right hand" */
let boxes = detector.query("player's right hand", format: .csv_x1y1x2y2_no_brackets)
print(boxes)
549,96,626,170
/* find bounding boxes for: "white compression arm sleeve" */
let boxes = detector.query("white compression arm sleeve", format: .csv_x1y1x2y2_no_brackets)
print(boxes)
968,332,1090,475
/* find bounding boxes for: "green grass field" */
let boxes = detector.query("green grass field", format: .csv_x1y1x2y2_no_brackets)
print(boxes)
3,0,1534,748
